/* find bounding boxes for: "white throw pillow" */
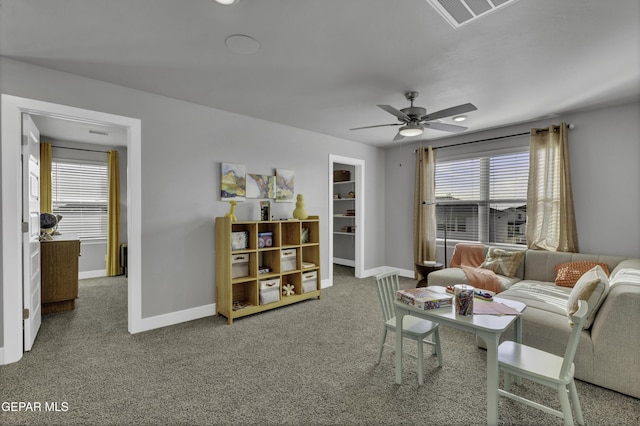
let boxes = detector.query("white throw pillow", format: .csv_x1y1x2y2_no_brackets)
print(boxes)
566,265,609,328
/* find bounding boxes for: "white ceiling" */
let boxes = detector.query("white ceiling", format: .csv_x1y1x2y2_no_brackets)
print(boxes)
1,0,639,147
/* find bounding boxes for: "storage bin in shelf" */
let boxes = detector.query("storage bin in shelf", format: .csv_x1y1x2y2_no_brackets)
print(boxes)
281,248,298,272
302,270,318,294
259,278,281,305
232,251,258,278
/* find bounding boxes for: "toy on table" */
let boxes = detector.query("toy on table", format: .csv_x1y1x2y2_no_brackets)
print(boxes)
446,285,493,301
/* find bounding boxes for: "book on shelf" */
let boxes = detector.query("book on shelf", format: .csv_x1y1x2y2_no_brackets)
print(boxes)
302,262,316,269
396,288,453,310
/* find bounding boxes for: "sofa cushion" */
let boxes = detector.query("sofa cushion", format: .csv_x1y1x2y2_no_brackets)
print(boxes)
480,247,525,278
555,261,611,287
497,280,571,316
567,265,609,328
524,249,626,282
427,267,520,292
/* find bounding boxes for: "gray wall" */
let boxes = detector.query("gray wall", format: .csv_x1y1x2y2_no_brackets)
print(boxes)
0,56,386,349
384,101,640,272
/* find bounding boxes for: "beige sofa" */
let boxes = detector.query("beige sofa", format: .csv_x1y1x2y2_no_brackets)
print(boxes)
427,247,640,399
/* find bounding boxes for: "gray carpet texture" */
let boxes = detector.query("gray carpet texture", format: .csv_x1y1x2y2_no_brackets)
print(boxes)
1,265,638,425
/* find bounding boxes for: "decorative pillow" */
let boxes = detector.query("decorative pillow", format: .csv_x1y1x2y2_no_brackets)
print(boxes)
567,265,610,328
555,261,610,287
480,248,525,278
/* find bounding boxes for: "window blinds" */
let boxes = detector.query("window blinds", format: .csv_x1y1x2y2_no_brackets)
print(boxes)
435,150,529,245
51,160,109,241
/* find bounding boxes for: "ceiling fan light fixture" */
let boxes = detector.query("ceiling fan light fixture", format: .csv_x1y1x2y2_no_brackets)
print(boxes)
452,115,467,122
215,0,238,5
399,125,423,137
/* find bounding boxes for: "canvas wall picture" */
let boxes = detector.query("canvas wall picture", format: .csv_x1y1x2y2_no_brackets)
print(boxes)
221,162,246,200
275,169,295,202
246,174,275,199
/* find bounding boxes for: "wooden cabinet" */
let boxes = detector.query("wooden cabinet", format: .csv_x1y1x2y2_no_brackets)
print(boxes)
40,234,80,314
215,217,321,324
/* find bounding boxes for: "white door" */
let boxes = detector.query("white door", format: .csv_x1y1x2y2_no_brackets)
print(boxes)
22,114,42,351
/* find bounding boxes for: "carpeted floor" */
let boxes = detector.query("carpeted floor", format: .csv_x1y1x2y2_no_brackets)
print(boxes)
1,265,638,425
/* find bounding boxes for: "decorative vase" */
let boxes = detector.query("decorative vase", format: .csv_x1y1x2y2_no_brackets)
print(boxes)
292,194,309,220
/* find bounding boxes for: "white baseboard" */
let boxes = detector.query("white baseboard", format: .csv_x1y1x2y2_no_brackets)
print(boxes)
321,278,332,289
79,270,107,279
0,347,4,364
131,303,217,333
397,268,416,279
356,266,415,279
333,257,355,267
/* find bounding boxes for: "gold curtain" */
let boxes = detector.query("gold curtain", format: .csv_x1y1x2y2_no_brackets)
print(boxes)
413,146,437,277
40,142,53,213
526,122,578,252
106,150,121,276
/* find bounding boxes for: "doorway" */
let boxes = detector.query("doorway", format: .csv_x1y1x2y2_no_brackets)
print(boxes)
328,155,365,280
1,95,142,365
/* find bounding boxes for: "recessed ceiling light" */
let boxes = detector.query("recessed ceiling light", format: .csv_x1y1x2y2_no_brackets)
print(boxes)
225,34,260,54
452,115,467,122
215,0,238,5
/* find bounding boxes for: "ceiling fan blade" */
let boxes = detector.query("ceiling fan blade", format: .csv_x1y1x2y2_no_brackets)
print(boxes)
423,122,468,133
377,104,411,122
423,103,477,121
349,123,402,131
392,131,405,142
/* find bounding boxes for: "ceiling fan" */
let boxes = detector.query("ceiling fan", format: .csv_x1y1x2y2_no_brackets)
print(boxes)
350,92,477,141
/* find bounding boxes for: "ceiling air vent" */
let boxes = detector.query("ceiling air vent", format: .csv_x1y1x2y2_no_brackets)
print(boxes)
426,0,520,29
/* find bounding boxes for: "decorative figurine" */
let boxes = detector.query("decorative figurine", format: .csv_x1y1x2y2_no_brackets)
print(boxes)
225,200,238,222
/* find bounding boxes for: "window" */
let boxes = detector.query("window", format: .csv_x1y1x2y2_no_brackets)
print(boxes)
435,150,529,245
51,159,109,241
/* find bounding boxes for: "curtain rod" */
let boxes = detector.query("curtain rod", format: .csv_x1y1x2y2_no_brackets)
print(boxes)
416,123,575,151
52,145,110,154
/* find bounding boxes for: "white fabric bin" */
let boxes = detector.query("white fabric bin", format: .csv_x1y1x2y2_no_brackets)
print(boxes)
302,271,317,293
281,249,297,272
231,254,249,279
259,278,280,304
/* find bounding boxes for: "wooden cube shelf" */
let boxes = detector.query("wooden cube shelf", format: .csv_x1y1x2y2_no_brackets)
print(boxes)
215,217,321,324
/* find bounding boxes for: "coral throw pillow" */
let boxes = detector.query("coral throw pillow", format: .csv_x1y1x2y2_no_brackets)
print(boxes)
555,261,610,288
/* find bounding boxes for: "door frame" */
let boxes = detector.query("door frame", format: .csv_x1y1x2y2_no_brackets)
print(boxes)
328,155,365,280
1,94,142,364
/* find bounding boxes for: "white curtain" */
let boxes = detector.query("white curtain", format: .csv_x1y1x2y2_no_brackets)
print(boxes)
526,123,578,252
413,147,437,277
